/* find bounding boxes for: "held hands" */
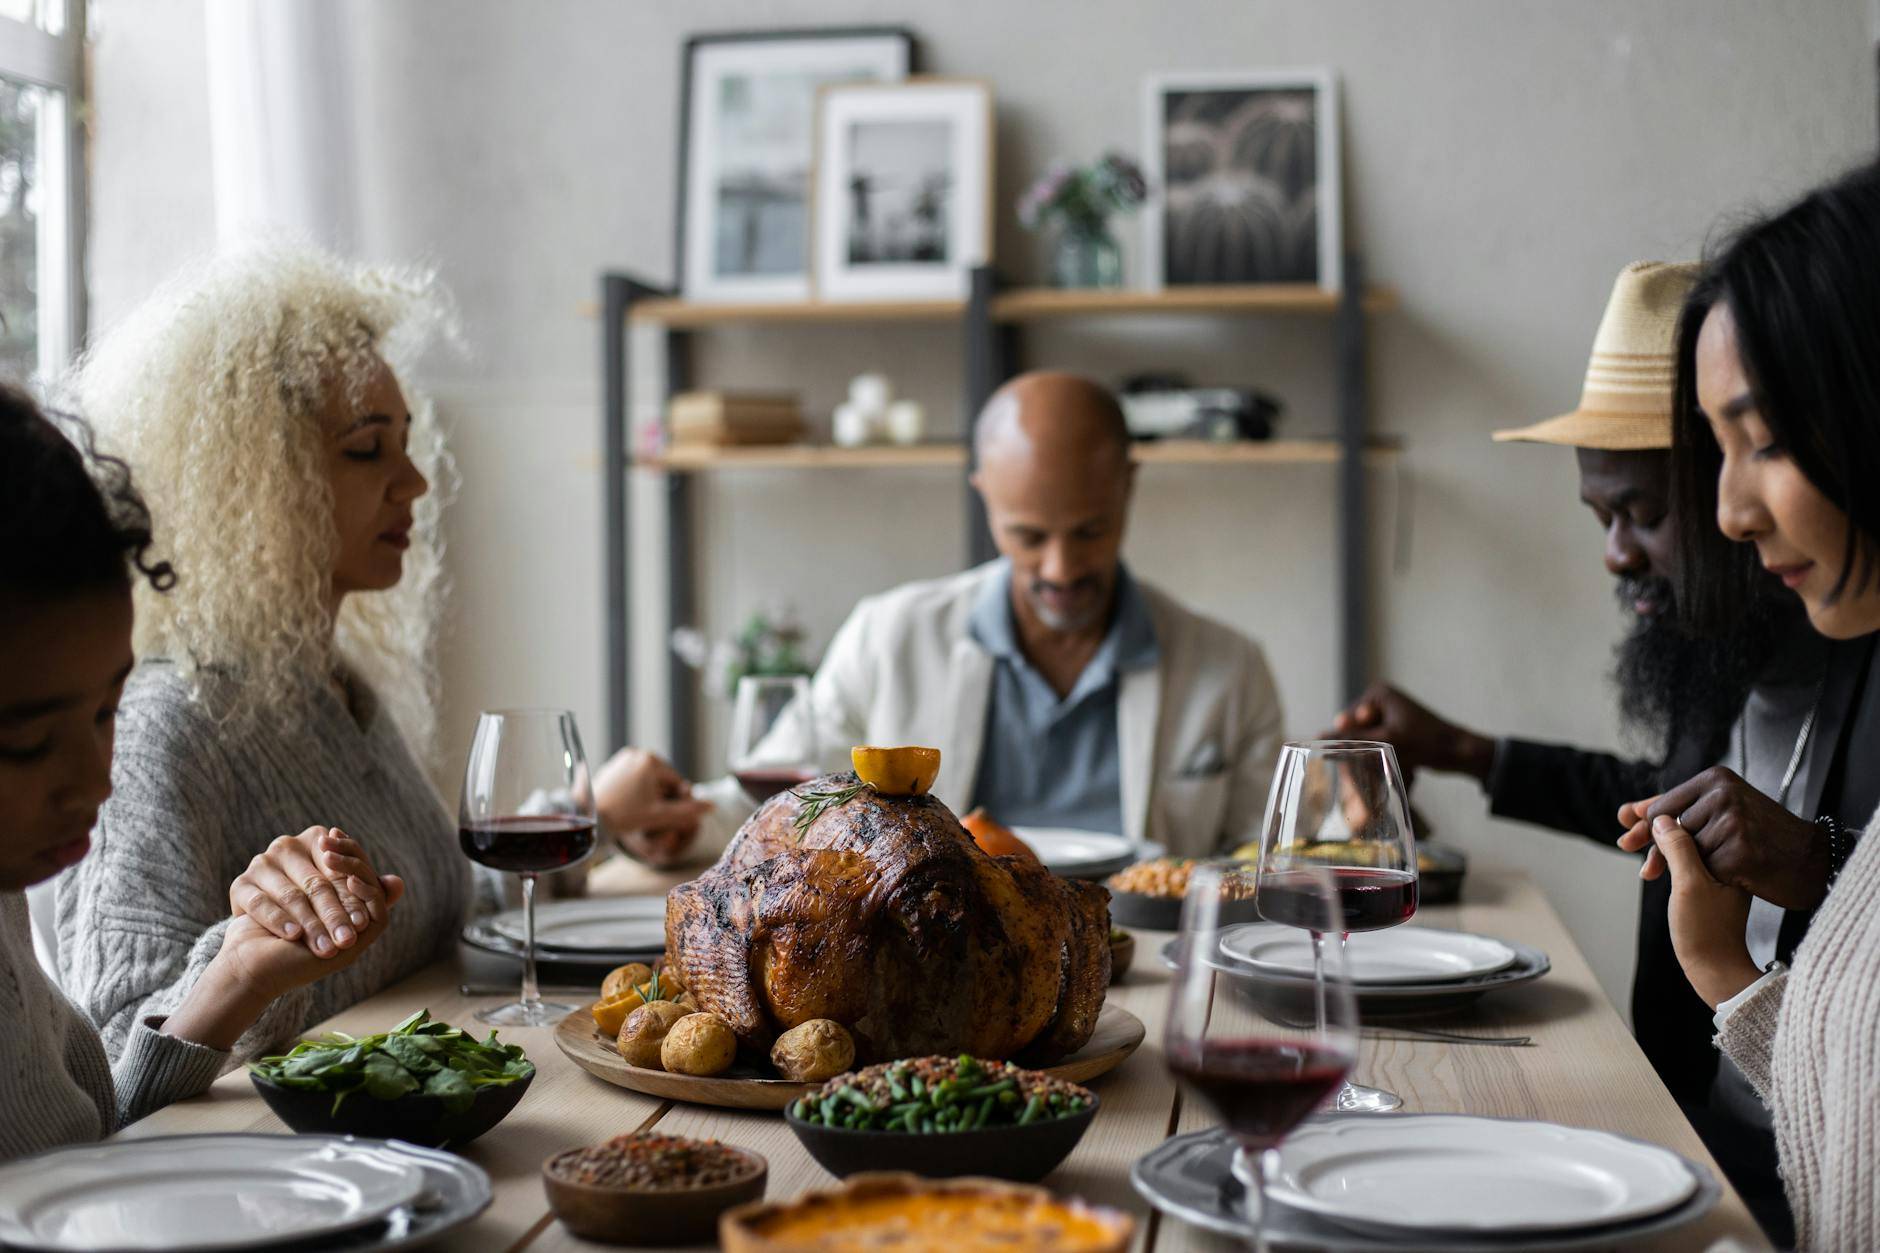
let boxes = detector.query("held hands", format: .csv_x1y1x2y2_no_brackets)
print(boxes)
594,747,714,869
1329,683,1497,783
165,830,406,1051
1616,767,1830,910
229,827,400,957
1642,814,1763,1009
216,875,407,1007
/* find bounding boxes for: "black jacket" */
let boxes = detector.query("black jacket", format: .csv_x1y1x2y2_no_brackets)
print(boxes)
1483,632,1878,1111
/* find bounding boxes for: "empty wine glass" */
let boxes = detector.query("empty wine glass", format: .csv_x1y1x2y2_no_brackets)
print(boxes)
1168,862,1359,1252
728,675,820,803
459,709,597,1025
1256,739,1418,1112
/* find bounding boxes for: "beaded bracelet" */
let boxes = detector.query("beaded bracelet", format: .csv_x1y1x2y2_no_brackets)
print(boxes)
1819,813,1858,889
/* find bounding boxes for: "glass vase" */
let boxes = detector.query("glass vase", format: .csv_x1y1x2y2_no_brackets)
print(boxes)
1051,222,1123,289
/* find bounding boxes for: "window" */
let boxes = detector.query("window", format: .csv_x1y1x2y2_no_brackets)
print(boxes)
0,0,80,387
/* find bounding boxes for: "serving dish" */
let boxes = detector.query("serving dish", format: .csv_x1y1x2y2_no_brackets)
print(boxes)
785,1109,1098,1184
720,1171,1134,1252
555,1002,1146,1110
252,1067,534,1149
542,1136,767,1246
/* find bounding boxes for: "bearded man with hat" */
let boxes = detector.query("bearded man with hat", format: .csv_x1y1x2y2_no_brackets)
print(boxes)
1334,261,1879,1248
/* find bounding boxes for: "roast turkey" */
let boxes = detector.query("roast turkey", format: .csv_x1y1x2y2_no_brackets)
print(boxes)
665,773,1110,1063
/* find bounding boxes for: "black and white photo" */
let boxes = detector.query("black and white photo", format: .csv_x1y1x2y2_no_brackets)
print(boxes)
1142,70,1340,292
812,78,992,302
679,29,911,303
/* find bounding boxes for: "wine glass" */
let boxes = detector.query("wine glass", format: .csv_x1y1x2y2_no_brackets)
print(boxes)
728,675,820,803
1257,739,1418,1112
1168,862,1359,1253
459,708,598,1026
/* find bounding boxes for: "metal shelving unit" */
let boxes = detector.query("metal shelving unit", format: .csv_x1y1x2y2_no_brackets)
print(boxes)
598,260,1395,774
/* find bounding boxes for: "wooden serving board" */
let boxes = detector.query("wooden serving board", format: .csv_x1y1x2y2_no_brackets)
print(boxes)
554,1002,1147,1111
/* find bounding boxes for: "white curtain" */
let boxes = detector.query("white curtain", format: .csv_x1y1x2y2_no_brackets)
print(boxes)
203,0,358,250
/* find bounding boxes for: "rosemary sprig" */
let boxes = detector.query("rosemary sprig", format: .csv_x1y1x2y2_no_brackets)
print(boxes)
791,779,873,833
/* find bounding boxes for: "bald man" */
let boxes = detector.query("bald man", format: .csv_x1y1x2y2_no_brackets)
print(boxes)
675,371,1284,861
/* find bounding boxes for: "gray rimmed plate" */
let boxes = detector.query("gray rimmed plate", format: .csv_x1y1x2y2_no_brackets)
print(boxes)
1132,1125,1719,1251
0,1134,489,1253
1158,935,1551,1017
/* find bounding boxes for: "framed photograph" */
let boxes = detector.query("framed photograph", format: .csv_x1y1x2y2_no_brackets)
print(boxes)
678,28,913,303
1141,70,1341,292
811,78,993,303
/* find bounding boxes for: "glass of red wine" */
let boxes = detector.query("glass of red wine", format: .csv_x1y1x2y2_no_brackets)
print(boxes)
1256,739,1418,1112
728,675,820,804
459,708,598,1026
1168,862,1358,1252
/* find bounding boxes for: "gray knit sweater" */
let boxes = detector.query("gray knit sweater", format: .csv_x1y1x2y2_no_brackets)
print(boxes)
54,662,478,1063
1716,807,1880,1252
0,893,226,1162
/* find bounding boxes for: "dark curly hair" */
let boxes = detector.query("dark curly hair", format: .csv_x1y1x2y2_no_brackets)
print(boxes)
0,383,175,595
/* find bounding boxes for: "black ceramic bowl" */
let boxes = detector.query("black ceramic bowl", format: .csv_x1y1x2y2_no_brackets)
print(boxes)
1108,888,1261,932
252,1066,534,1148
783,1094,1098,1183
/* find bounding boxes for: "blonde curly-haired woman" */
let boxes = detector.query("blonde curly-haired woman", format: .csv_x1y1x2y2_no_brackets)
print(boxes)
53,242,706,1061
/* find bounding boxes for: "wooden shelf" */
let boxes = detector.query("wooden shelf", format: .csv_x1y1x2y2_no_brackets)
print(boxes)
586,284,1397,328
624,297,965,327
990,284,1398,321
641,438,1397,473
647,443,967,471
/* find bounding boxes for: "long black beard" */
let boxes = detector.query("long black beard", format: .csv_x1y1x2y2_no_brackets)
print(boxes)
1612,574,1795,764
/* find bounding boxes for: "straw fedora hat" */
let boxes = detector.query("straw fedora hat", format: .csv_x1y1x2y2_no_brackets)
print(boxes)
1492,260,1699,450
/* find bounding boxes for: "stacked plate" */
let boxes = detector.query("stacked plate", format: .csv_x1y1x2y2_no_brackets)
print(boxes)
1134,1115,1719,1250
0,1134,490,1252
1162,922,1551,1016
462,896,666,970
1012,828,1163,880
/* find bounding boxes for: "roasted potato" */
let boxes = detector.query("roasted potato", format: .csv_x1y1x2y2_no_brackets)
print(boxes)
661,1012,737,1076
602,962,654,1001
769,1019,855,1083
617,1000,694,1069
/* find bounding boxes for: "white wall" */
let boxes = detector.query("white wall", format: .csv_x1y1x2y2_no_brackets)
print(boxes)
87,0,1878,1012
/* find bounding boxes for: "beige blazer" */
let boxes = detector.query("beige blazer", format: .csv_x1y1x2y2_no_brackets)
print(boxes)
695,563,1285,860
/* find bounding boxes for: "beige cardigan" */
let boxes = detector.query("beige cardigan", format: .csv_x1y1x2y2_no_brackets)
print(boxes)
1717,807,1880,1252
696,562,1285,858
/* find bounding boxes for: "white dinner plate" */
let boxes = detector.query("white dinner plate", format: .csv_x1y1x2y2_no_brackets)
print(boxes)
486,896,666,953
1218,923,1518,985
1013,828,1160,877
1268,1114,1700,1234
0,1133,426,1252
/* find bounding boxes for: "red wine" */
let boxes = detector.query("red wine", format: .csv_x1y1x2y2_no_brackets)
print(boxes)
1259,867,1417,933
736,767,817,803
1169,1041,1350,1148
459,815,596,873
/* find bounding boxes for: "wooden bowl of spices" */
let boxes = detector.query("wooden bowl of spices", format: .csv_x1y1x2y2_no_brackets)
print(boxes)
543,1132,767,1246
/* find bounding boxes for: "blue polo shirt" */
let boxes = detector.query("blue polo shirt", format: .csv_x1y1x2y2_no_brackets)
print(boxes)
966,561,1160,834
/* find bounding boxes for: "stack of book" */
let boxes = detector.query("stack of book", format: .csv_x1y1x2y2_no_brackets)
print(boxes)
667,391,805,447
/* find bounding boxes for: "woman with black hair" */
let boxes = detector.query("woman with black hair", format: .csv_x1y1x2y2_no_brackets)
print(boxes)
0,385,405,1162
1633,160,1880,1250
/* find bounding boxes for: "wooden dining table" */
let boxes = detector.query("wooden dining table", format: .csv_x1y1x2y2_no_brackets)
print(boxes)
118,865,1770,1251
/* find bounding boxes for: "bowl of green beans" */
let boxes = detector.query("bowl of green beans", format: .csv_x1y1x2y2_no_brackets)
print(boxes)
783,1054,1099,1183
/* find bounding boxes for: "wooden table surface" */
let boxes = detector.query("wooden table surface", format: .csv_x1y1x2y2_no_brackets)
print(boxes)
119,868,1769,1251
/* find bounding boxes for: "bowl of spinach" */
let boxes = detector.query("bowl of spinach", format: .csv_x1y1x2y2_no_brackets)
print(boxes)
248,1009,535,1148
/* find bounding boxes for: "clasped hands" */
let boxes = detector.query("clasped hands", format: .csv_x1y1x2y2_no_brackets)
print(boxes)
1617,766,1829,1009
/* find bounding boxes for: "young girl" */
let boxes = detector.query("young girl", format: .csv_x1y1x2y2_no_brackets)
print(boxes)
0,386,403,1161
1640,160,1880,1251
